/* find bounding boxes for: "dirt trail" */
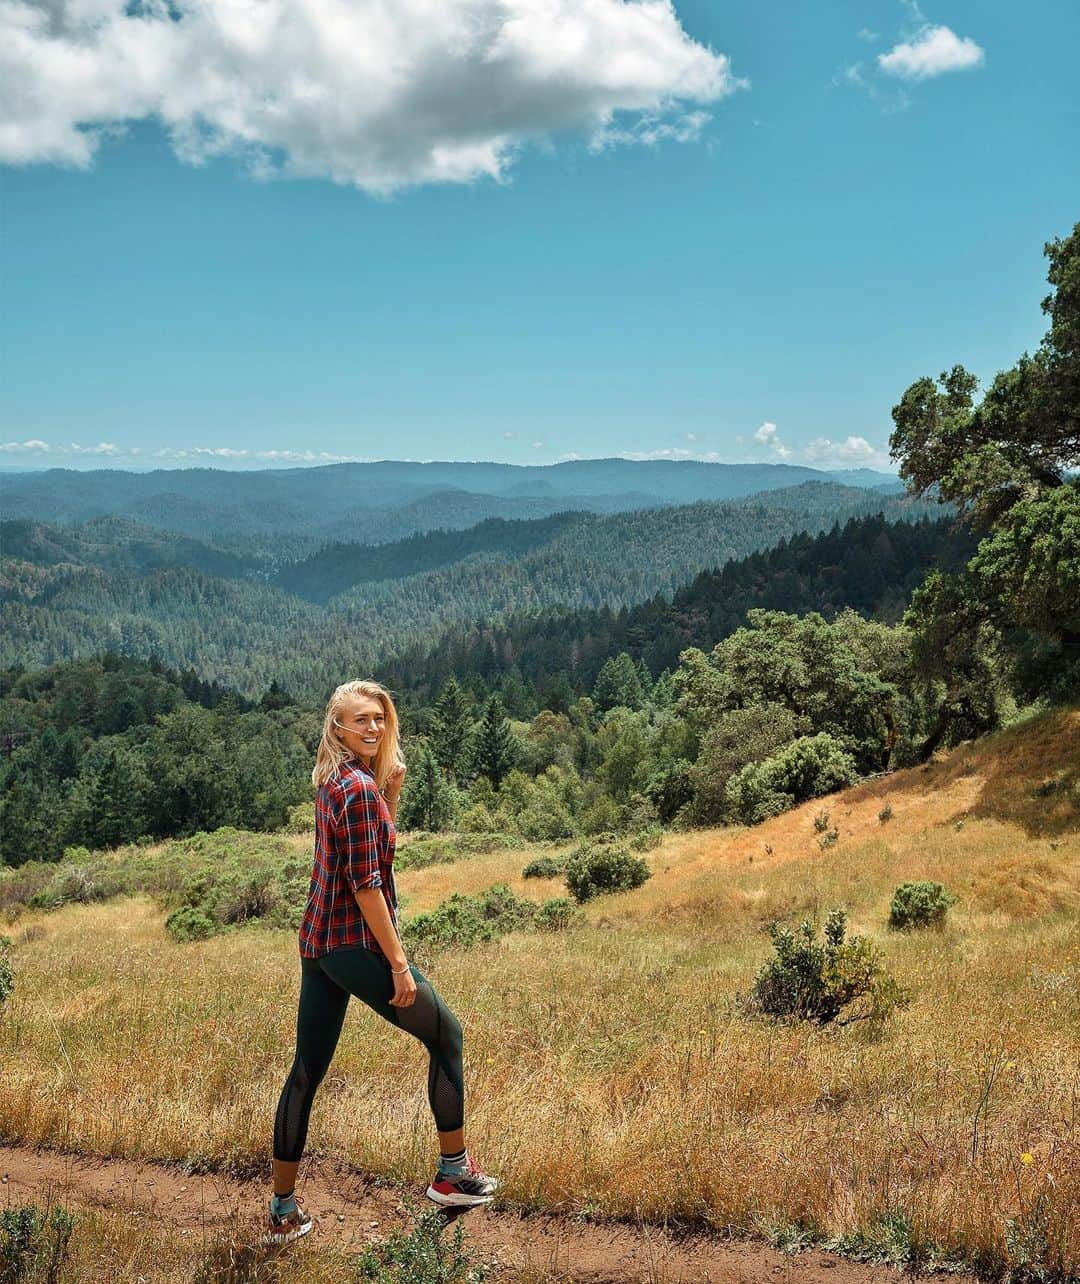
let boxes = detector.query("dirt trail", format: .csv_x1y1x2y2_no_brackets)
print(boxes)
0,1144,973,1284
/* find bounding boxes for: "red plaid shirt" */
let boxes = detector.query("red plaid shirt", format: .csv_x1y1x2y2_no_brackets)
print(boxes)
298,758,399,959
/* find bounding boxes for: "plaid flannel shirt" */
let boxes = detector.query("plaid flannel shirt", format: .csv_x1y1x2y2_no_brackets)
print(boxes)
298,758,398,959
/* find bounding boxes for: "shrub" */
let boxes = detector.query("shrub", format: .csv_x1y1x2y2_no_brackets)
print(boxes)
628,826,663,852
725,734,859,826
878,803,893,823
401,884,579,955
749,908,906,1025
522,855,566,879
564,840,651,904
280,800,315,834
165,906,216,943
0,1202,76,1284
356,1200,487,1283
889,881,957,931
534,897,581,932
818,829,839,850
0,937,13,1010
813,810,831,833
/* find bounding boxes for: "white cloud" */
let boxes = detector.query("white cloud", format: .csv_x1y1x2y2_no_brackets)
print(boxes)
0,0,743,191
857,27,879,42
502,431,515,440
530,440,545,449
0,439,368,465
878,24,983,80
753,420,793,460
801,435,894,470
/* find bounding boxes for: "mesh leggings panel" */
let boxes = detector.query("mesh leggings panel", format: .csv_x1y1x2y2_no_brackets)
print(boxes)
272,948,465,1162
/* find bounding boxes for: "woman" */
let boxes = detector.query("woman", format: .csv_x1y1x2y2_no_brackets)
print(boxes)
266,678,498,1245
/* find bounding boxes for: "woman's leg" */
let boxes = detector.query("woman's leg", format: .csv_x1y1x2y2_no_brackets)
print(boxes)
319,947,465,1136
273,954,351,1186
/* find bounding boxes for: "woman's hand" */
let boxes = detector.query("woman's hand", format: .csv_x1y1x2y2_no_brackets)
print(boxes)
389,965,417,1008
383,761,406,801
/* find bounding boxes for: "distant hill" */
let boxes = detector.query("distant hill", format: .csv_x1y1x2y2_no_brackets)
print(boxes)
0,517,259,580
383,511,977,701
1,483,940,702
0,458,899,553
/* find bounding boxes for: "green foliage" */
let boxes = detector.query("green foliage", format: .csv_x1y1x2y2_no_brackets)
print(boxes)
750,909,906,1025
628,825,663,852
165,905,216,943
533,897,580,932
890,222,1080,718
889,881,957,931
522,855,567,879
402,883,578,954
688,702,807,824
878,803,893,823
0,1202,76,1284
398,742,461,832
0,655,314,867
0,937,13,1010
467,696,518,790
564,840,651,904
813,810,831,833
592,652,645,712
355,1201,487,1283
725,733,859,825
396,832,522,873
280,799,315,833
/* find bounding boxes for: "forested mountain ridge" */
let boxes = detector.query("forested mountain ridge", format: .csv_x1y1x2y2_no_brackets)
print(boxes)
0,517,260,580
1,485,936,701
0,457,899,553
383,511,978,703
274,511,594,603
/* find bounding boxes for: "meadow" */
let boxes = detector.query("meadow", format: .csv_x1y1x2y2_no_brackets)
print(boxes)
1,707,1077,1280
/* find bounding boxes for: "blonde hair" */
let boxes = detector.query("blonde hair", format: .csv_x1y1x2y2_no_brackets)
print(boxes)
312,679,403,791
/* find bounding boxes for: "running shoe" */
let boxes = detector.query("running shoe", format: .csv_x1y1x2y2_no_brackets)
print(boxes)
425,1154,498,1207
262,1199,316,1246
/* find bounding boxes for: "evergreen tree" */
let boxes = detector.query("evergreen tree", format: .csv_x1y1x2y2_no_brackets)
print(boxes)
398,742,458,832
592,652,643,712
468,695,518,789
428,677,474,782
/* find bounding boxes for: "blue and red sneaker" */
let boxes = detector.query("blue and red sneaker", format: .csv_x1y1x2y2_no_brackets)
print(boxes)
425,1154,498,1207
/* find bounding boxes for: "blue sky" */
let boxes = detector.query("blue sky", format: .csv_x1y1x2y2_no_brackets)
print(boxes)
1,0,1077,472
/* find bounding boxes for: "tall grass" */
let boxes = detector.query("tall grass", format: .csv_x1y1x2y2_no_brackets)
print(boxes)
1,708,1077,1278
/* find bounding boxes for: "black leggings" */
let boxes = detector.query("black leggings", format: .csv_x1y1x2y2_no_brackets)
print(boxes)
273,947,465,1163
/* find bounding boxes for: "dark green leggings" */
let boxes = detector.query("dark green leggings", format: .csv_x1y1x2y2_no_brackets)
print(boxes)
273,947,464,1162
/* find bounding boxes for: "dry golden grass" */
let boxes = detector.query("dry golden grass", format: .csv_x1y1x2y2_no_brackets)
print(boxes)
1,707,1077,1277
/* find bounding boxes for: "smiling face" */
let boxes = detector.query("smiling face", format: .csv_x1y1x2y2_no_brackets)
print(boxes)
333,693,387,763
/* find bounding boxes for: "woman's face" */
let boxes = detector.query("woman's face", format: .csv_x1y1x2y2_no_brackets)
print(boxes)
334,694,386,762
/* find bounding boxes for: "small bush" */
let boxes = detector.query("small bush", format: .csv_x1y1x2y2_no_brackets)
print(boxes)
878,803,893,823
534,897,581,932
813,810,831,833
564,840,651,904
749,908,906,1025
522,855,566,879
628,826,663,852
356,1200,487,1283
726,734,859,826
280,800,315,834
0,1202,76,1284
889,881,957,931
165,905,216,942
0,937,13,1010
818,829,839,850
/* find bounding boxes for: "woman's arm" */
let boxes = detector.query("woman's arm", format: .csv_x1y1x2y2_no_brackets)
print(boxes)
382,762,406,823
352,888,407,969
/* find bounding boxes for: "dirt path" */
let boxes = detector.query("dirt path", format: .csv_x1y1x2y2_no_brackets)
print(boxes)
0,1144,973,1284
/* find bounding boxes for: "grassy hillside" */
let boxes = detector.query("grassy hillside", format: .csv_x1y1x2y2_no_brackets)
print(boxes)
1,707,1076,1278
